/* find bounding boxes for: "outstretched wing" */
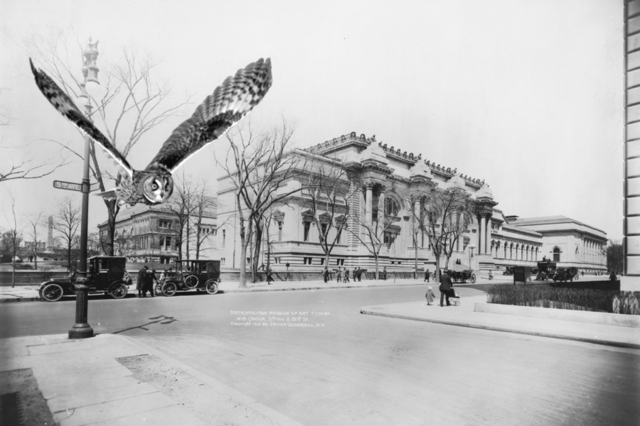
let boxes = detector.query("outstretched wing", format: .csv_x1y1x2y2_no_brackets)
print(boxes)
29,58,134,177
147,58,272,172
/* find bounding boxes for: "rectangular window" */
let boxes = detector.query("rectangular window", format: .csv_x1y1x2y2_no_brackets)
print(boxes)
303,222,310,242
320,258,325,265
159,219,172,229
303,257,312,265
336,259,344,266
320,223,328,242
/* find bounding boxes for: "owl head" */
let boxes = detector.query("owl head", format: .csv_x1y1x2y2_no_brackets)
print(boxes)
141,173,174,205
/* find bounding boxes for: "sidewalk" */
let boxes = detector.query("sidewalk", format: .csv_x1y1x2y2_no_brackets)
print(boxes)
360,295,640,349
0,333,303,426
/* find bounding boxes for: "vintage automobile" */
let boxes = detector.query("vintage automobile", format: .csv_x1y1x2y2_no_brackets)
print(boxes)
502,267,514,276
535,260,557,281
446,269,476,284
39,256,131,302
159,260,221,296
552,267,578,282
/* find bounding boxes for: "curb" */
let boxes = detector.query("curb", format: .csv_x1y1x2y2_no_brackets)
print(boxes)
0,296,41,303
360,309,640,350
116,334,303,426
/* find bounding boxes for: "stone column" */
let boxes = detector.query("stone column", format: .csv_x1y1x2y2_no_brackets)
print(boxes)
485,216,492,257
365,184,373,227
479,214,486,254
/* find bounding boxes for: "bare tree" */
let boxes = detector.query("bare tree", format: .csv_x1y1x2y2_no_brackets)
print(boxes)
421,187,476,280
192,183,217,260
218,121,308,287
2,200,23,287
28,31,190,255
27,211,45,270
304,159,358,267
53,196,81,271
402,182,435,278
348,183,403,279
163,174,200,261
0,88,69,183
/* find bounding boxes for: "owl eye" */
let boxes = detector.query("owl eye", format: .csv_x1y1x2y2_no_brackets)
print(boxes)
151,183,159,190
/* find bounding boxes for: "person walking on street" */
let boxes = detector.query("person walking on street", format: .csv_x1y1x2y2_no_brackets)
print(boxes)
323,266,329,283
382,266,387,280
137,265,149,297
337,267,343,283
344,268,350,283
424,269,430,282
267,268,274,285
439,270,453,307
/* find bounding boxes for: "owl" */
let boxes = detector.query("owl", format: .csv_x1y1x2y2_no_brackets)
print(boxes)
30,57,272,206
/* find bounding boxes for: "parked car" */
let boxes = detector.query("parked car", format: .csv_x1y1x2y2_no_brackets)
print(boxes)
159,260,221,297
39,256,131,302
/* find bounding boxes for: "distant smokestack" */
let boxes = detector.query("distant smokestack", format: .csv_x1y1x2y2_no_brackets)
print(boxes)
47,216,54,249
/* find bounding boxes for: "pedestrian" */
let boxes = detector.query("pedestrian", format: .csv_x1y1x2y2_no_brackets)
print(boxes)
344,268,350,283
424,269,431,282
143,268,158,297
609,271,617,282
439,270,453,307
337,267,342,283
382,266,387,280
425,286,436,305
323,266,329,283
266,267,274,285
137,265,149,297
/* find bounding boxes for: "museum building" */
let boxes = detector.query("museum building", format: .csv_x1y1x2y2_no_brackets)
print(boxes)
215,132,608,274
97,203,217,264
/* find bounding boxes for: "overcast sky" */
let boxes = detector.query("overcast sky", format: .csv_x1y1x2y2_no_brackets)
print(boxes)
0,0,623,241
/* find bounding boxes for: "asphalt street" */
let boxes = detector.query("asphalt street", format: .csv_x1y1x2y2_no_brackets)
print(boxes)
1,284,638,426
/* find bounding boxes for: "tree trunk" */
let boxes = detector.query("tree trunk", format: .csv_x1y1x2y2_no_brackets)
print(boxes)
11,252,16,288
414,237,418,280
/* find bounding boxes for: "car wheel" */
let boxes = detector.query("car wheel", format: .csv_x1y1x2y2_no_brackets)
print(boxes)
184,275,199,289
108,282,128,299
41,283,64,302
162,282,178,297
205,280,219,295
470,274,476,284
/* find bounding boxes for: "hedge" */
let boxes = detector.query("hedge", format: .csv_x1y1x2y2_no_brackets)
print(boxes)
486,285,640,315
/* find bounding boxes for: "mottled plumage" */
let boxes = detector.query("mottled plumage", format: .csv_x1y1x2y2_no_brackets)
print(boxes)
30,57,272,206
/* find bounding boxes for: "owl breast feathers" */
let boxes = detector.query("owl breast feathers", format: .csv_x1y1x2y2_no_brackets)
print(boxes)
30,57,273,206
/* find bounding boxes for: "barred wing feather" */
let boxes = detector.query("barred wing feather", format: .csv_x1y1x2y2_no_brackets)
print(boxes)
29,58,134,177
146,58,272,172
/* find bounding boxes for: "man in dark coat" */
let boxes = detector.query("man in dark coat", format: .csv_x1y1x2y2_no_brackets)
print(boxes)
439,270,453,307
143,269,158,297
137,266,148,297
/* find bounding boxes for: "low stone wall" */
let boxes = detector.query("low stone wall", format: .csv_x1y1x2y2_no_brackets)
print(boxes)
0,271,68,286
474,302,640,328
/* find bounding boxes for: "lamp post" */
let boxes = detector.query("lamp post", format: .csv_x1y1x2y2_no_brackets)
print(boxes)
68,38,99,339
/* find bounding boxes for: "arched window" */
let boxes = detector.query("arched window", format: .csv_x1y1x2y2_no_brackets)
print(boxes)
385,196,400,216
553,247,561,262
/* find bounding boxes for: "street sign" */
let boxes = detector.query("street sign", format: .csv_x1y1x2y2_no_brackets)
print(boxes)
53,180,101,193
53,180,82,192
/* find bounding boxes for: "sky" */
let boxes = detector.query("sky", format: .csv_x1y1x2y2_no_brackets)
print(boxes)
0,0,624,242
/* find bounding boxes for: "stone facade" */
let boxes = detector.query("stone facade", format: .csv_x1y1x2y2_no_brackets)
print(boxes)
97,203,216,264
216,132,606,274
